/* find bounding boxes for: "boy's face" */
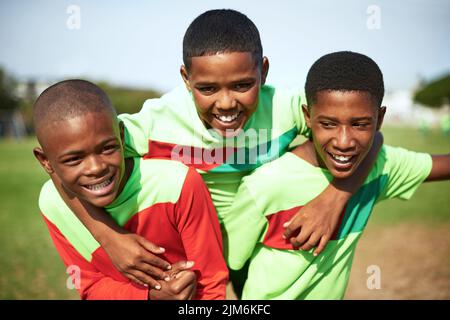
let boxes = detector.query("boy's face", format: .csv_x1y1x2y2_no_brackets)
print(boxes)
180,52,269,137
34,111,126,207
304,90,386,179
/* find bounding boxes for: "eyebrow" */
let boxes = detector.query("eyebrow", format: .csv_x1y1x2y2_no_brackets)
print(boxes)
58,137,119,159
195,77,257,86
316,115,374,122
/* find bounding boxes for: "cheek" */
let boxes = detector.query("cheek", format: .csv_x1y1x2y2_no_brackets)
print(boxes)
192,94,213,116
56,167,81,187
311,127,331,146
105,152,124,170
240,89,259,111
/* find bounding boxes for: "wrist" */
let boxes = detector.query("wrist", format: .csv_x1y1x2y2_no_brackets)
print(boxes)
325,182,352,203
94,226,120,247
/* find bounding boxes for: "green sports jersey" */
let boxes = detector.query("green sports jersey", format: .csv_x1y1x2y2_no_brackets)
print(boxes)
118,84,309,219
223,145,432,299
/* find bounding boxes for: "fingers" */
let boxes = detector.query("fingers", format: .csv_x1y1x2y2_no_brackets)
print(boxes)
299,232,321,252
283,215,302,239
289,225,312,248
137,236,165,255
169,260,195,277
136,237,171,271
137,262,172,282
125,270,162,290
172,270,197,299
313,234,331,256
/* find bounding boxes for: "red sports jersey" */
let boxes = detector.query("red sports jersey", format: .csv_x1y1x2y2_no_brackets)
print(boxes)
39,158,228,299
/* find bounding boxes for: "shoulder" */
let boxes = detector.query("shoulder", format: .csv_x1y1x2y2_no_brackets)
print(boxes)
139,158,190,180
261,84,304,103
118,85,193,120
38,180,71,222
137,158,193,202
376,144,432,173
143,85,192,112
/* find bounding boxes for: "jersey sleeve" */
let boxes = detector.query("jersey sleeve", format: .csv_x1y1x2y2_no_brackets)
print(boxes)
119,99,155,158
379,145,433,201
222,183,267,271
174,168,229,300
42,215,148,300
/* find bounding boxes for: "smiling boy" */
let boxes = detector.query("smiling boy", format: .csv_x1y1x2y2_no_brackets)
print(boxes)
33,80,228,299
223,51,450,299
45,10,382,295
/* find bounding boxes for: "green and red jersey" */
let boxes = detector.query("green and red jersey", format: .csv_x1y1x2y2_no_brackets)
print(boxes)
223,145,432,299
40,158,228,300
119,84,309,218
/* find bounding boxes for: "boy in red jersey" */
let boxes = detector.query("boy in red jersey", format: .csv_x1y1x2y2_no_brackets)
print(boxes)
33,80,228,299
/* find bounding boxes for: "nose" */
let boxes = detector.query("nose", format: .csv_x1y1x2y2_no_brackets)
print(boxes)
216,90,237,110
332,126,356,151
83,155,107,176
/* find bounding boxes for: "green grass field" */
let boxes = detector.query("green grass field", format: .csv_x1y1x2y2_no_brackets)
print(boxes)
0,126,449,299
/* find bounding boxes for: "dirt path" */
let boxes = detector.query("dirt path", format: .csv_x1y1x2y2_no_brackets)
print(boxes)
345,222,450,299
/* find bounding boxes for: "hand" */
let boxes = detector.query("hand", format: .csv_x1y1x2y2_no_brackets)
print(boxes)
148,261,197,300
102,232,172,289
283,189,345,256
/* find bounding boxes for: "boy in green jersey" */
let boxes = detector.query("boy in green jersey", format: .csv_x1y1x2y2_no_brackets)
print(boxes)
47,10,382,295
223,51,450,299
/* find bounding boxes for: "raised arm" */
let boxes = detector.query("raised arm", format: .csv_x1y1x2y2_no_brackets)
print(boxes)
283,131,383,255
425,154,450,182
50,173,172,289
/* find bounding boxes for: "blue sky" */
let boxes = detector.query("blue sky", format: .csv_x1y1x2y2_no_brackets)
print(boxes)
1,0,449,92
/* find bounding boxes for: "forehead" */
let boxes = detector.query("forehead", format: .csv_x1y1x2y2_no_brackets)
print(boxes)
312,90,378,117
188,52,259,81
41,111,118,150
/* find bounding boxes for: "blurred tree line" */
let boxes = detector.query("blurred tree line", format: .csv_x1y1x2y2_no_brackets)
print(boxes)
0,67,161,137
413,73,450,108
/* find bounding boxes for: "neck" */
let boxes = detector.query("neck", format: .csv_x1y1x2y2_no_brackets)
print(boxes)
291,140,320,167
116,157,134,196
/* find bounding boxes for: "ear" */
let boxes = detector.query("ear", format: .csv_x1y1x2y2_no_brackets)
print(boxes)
376,106,387,131
302,104,312,129
180,65,192,92
33,147,54,174
260,56,269,85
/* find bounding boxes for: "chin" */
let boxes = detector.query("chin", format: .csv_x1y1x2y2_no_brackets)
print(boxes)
331,171,353,179
216,127,244,138
84,195,116,208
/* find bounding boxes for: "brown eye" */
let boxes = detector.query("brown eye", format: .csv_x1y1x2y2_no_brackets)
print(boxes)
103,144,119,154
63,157,82,165
354,122,370,128
197,86,215,94
235,83,252,91
320,121,335,128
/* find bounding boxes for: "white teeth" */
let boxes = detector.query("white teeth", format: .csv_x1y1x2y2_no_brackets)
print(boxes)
86,178,112,191
216,113,239,123
331,154,352,163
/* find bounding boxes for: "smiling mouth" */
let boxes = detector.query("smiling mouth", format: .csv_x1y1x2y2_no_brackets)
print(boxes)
213,111,243,124
81,172,117,196
84,177,113,191
327,151,357,166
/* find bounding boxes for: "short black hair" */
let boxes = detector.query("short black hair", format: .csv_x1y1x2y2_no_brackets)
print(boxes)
305,51,385,107
33,79,116,140
183,9,263,71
